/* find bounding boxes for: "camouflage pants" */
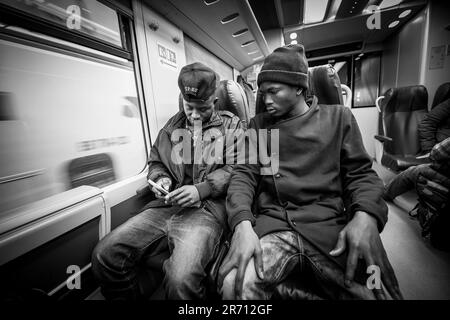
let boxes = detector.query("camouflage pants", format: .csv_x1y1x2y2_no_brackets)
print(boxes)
221,231,376,300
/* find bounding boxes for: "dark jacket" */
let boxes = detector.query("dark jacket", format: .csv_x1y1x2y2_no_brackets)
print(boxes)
418,98,450,153
146,110,244,222
226,96,388,269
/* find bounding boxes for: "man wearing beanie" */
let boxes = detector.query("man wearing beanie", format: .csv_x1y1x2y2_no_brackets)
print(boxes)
92,62,244,300
219,44,403,300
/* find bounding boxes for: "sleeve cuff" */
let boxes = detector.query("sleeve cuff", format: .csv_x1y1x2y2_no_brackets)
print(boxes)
351,203,387,233
148,171,171,184
195,181,213,200
229,211,256,232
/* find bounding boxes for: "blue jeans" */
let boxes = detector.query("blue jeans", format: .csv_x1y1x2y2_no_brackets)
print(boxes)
92,205,225,300
221,231,376,300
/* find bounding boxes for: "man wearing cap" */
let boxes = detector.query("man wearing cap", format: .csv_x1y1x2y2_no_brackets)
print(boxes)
218,44,403,300
92,62,244,300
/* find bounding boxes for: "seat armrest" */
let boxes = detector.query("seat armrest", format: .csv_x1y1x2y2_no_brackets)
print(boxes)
374,135,393,143
136,184,151,197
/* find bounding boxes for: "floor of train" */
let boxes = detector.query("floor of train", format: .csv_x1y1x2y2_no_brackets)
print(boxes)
88,162,450,300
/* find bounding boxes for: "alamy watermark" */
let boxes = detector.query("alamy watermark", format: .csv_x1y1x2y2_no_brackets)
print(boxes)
366,6,381,30
170,120,280,175
66,264,81,290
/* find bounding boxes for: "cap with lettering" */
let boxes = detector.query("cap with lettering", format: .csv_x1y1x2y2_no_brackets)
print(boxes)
178,62,219,102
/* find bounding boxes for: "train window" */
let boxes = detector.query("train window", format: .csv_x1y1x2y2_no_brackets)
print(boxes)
310,53,381,108
353,52,381,108
1,0,123,48
0,34,147,213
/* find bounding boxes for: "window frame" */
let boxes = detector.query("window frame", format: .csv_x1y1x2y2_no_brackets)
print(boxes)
0,1,132,60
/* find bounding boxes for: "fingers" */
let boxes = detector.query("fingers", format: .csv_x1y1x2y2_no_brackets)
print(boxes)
218,253,236,290
345,247,359,287
379,251,403,300
254,246,264,280
234,256,250,300
166,187,184,200
151,187,163,198
171,191,189,202
330,231,346,256
364,253,386,300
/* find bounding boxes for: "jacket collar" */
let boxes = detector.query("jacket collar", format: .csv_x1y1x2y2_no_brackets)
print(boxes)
167,110,223,133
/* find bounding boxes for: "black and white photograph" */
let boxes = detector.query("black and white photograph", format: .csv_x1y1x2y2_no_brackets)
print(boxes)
0,0,449,309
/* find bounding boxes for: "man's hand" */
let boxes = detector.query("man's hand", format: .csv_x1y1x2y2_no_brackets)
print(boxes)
165,185,200,207
151,177,172,198
218,220,264,299
330,211,403,300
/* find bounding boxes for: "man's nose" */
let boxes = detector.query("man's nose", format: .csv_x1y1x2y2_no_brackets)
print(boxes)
191,109,200,119
264,94,273,105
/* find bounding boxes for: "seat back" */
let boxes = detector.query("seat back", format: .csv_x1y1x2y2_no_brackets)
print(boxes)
179,80,251,126
381,85,428,156
307,64,344,105
255,64,344,114
432,82,450,109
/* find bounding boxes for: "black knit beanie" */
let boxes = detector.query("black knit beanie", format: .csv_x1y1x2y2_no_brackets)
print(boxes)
257,44,309,90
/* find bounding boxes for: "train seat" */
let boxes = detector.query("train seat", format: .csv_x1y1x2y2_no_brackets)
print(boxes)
431,82,450,109
178,79,251,125
374,85,430,172
255,64,345,114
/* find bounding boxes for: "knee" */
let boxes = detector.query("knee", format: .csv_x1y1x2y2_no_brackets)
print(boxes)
220,266,261,300
163,264,204,299
220,269,237,300
164,269,193,289
91,239,112,279
91,235,128,279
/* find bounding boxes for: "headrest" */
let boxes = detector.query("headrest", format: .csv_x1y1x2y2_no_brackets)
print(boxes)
432,82,450,109
307,64,343,105
255,64,343,114
179,80,250,124
382,85,428,113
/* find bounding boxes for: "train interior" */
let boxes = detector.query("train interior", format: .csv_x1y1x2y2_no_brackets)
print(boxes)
0,0,449,300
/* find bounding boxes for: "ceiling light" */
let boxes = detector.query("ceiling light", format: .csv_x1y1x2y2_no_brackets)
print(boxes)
303,0,329,24
358,53,364,57
247,50,259,55
232,28,248,37
290,33,297,40
241,40,255,47
399,9,411,18
379,0,402,10
204,0,220,5
290,40,298,44
221,13,239,24
388,20,400,28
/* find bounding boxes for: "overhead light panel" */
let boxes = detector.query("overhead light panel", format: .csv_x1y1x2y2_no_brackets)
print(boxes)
232,28,248,37
221,13,239,24
290,40,298,44
399,9,411,18
241,40,255,47
388,20,400,28
379,0,402,10
289,33,297,40
204,0,220,5
303,0,329,24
